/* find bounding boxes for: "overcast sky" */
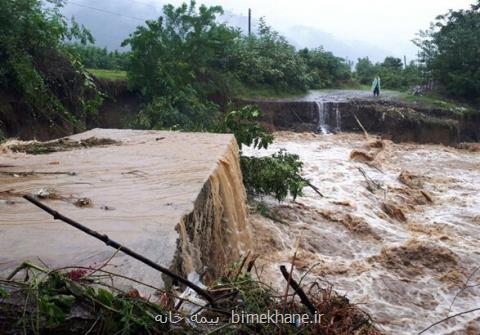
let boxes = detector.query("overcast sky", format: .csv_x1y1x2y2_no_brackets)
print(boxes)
153,0,473,58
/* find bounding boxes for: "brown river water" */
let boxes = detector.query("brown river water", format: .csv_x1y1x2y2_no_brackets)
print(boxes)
244,131,480,335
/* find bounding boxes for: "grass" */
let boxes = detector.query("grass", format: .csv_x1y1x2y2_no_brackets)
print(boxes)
232,82,307,99
88,68,127,81
395,92,476,116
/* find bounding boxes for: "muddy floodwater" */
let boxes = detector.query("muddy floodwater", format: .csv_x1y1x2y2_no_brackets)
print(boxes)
244,132,480,335
0,129,250,291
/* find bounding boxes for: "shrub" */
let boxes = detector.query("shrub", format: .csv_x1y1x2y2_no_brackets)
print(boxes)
133,87,221,131
224,105,273,150
241,149,306,201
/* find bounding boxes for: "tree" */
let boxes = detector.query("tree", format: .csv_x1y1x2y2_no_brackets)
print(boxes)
355,57,376,85
123,0,239,101
0,0,101,130
381,57,403,71
378,57,404,89
65,44,130,70
230,18,310,93
299,48,352,88
122,1,241,130
414,1,480,99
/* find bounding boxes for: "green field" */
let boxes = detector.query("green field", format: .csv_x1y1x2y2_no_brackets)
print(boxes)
87,68,127,81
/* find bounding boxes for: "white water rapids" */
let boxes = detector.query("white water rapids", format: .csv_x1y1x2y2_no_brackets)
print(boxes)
244,132,480,334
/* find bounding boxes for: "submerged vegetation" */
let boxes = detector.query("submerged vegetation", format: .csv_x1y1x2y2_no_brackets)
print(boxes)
221,105,307,202
241,150,306,201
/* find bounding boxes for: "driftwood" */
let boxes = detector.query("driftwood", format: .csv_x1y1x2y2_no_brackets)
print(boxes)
301,177,324,197
280,266,316,315
23,195,215,306
352,112,370,139
357,167,385,196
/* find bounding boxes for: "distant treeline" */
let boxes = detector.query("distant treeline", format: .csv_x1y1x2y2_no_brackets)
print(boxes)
1,0,478,139
355,57,422,90
66,44,129,71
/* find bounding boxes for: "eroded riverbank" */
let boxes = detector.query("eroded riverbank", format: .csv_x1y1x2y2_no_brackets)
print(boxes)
244,132,480,334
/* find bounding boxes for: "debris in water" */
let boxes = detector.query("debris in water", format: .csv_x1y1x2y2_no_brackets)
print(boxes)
341,214,381,240
74,197,93,208
368,138,385,149
350,149,375,162
4,137,120,155
0,170,76,177
381,201,407,222
35,188,61,200
332,199,357,209
399,170,423,188
372,240,460,278
457,142,480,152
420,190,434,203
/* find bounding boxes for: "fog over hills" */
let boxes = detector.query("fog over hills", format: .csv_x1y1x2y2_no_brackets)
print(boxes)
62,0,395,63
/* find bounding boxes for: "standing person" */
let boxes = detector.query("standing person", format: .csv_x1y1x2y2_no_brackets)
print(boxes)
372,76,381,97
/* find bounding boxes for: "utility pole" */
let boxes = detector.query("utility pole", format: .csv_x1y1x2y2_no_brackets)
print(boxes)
248,8,251,36
404,55,407,69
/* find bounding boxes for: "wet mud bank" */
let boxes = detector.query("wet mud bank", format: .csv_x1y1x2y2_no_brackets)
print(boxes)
241,98,479,145
94,78,142,130
0,78,141,141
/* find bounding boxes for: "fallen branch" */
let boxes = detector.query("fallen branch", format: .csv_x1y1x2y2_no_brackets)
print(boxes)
234,251,251,281
279,266,318,317
282,233,302,313
448,266,480,315
301,177,324,197
352,112,369,140
358,167,383,191
418,307,480,334
7,261,47,280
23,195,215,306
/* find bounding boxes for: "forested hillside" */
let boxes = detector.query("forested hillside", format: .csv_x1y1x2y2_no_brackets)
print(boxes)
1,0,479,140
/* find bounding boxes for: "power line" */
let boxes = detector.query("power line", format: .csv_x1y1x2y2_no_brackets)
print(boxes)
72,0,160,11
67,1,149,22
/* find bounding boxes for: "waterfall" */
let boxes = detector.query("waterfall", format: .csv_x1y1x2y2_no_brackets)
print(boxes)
316,101,328,134
335,104,341,132
316,101,342,134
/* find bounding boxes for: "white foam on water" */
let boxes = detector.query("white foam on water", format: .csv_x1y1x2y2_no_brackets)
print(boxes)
244,132,480,334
